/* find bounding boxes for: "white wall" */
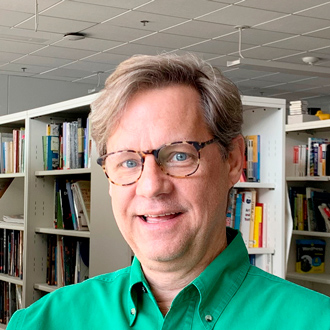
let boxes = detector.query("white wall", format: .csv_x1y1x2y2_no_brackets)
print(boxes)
0,74,95,115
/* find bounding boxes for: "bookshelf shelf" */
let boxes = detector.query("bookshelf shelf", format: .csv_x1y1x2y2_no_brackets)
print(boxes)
34,283,58,293
247,247,274,255
35,168,91,177
35,227,90,238
292,230,330,238
0,274,23,286
286,120,330,132
286,272,330,285
0,222,24,231
234,182,276,189
286,176,330,182
0,173,25,178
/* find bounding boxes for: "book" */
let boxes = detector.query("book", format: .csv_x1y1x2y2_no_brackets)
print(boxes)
234,193,243,231
248,190,257,248
296,239,325,273
66,181,78,231
42,135,59,170
240,191,253,247
71,181,90,230
0,132,13,174
307,137,328,176
246,135,260,182
309,190,330,232
253,204,263,248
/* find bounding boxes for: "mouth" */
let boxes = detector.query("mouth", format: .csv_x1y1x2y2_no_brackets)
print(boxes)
139,212,181,224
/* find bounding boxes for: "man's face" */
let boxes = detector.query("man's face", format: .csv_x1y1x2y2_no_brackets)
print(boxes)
106,85,243,271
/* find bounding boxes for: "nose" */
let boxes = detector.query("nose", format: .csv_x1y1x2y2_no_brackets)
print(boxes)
135,155,173,198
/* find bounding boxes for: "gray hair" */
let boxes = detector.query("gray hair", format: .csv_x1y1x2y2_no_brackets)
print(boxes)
90,53,243,158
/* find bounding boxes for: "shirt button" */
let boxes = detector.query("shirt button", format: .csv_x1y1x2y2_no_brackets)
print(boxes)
141,285,147,293
130,308,136,315
205,315,213,322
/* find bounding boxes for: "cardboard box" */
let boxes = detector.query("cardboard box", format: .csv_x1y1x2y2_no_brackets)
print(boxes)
287,114,317,124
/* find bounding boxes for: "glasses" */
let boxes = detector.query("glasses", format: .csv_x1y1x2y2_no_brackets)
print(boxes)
97,138,219,186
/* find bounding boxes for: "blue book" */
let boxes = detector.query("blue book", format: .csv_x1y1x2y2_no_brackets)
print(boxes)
234,193,243,230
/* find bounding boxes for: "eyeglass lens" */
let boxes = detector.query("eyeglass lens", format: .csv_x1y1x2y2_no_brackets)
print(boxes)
104,143,200,185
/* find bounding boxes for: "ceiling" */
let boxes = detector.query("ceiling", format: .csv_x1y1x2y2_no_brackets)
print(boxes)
1,0,330,105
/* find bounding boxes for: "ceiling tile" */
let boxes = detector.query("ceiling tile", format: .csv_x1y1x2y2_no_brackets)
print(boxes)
70,0,151,10
12,55,73,67
0,52,24,64
197,6,286,26
133,32,205,49
216,28,294,45
269,35,330,51
0,62,53,74
0,26,62,45
305,27,330,40
62,60,117,74
241,46,307,60
53,37,122,52
136,0,228,19
183,39,242,55
0,40,46,54
296,3,330,20
84,23,153,42
39,67,92,78
239,0,329,14
31,46,97,60
41,1,127,23
256,15,330,35
81,52,130,65
103,43,175,56
0,9,32,27
164,21,234,39
103,10,187,31
16,15,95,34
0,0,62,13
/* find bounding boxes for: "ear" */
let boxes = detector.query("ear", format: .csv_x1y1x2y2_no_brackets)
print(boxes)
227,135,245,188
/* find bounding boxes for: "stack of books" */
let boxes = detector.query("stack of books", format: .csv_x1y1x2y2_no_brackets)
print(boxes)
287,100,316,124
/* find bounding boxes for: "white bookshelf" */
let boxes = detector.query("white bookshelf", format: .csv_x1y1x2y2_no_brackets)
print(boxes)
240,95,286,278
286,119,330,297
0,94,287,326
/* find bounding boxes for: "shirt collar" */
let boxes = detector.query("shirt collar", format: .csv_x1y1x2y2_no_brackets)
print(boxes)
128,228,250,327
192,228,250,327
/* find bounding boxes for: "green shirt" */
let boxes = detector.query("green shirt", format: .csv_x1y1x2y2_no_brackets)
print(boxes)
8,228,330,329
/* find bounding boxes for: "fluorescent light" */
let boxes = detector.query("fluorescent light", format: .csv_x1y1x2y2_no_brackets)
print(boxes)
227,58,330,78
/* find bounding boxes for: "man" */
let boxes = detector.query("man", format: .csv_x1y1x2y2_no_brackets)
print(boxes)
8,54,330,329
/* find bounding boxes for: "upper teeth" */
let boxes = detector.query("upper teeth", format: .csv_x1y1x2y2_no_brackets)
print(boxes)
144,212,176,218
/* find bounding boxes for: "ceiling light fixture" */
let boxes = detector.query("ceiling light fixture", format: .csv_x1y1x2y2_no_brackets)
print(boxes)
227,57,330,78
302,56,319,65
63,32,86,41
226,27,330,77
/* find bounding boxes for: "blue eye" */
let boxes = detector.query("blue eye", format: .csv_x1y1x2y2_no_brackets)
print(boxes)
174,152,188,161
124,159,138,168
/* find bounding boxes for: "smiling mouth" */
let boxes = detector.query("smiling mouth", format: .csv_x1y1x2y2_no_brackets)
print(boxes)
140,212,181,223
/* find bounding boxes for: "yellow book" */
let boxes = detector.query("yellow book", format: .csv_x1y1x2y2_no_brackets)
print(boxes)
253,205,263,248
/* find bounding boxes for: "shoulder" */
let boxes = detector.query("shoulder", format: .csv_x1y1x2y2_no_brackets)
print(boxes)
245,265,330,307
7,267,132,330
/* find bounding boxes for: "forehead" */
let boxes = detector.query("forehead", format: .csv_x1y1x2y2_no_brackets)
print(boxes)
107,85,211,150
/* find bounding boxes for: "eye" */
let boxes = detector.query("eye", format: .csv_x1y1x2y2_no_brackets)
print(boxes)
122,159,138,168
173,152,188,162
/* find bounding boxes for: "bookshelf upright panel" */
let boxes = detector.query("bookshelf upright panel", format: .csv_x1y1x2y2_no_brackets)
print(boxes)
0,112,28,326
286,120,330,297
241,96,286,278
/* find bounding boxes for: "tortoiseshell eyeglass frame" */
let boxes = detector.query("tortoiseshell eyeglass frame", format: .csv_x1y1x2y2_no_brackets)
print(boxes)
97,137,219,186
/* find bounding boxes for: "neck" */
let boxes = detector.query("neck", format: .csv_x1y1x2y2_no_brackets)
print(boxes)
141,239,227,316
